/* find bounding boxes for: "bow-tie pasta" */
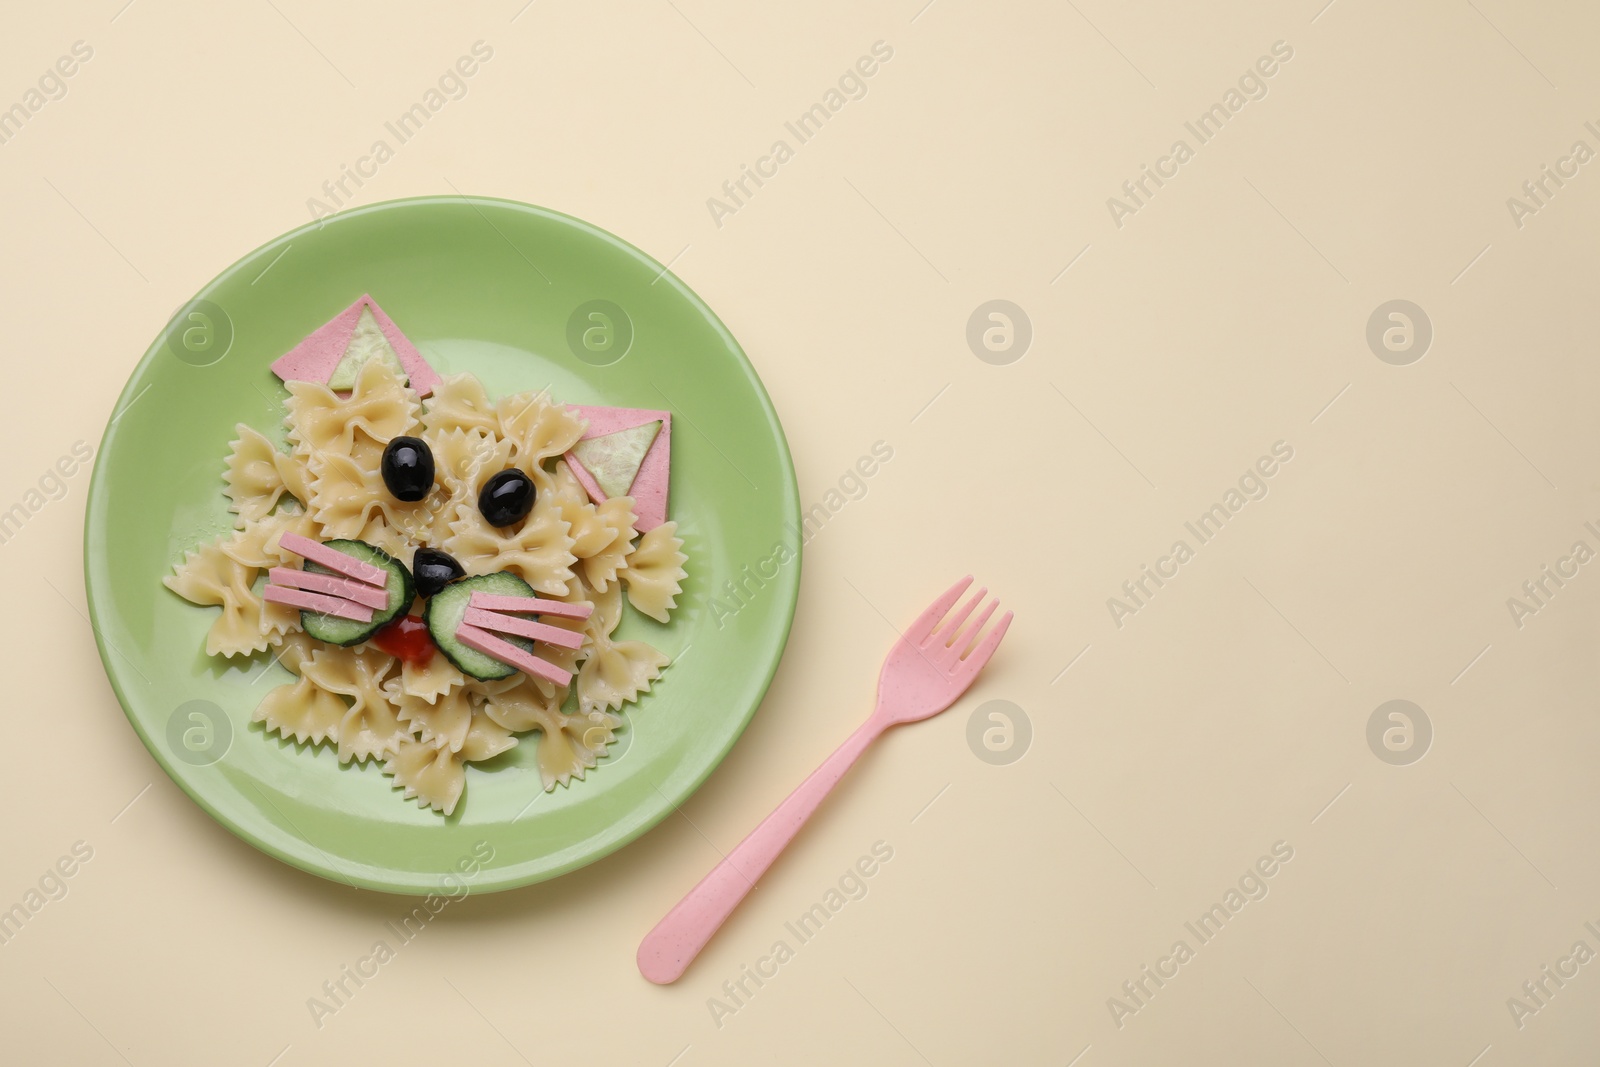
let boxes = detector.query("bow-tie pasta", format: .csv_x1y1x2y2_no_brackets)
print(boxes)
286,358,420,462
621,522,687,624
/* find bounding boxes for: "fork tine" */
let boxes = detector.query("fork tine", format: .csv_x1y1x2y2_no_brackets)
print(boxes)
906,576,973,642
930,587,987,648
956,609,1014,679
945,598,998,664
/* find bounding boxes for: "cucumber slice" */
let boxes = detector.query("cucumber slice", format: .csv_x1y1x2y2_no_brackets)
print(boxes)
300,540,414,646
424,572,538,681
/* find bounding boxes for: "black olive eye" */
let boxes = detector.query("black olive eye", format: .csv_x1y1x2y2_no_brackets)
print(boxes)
412,548,467,598
382,436,435,502
478,469,535,528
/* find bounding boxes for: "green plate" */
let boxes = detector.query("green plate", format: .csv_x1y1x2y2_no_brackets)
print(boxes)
83,196,800,895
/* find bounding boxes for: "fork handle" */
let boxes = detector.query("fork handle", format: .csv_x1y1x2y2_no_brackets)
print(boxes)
637,716,884,984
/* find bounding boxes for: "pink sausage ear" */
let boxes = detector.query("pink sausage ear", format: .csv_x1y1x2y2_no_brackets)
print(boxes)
270,294,441,397
562,405,672,531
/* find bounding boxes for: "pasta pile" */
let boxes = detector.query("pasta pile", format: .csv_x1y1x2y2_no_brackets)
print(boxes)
164,359,688,815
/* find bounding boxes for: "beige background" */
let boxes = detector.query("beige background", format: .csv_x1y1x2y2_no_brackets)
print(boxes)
3,0,1598,1063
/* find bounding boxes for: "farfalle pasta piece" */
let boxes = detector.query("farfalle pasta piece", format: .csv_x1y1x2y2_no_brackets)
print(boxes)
481,678,618,789
460,709,519,763
387,681,474,752
354,516,416,559
307,452,386,539
274,449,315,507
285,357,420,459
574,575,622,641
373,481,445,541
622,521,686,623
550,459,614,558
428,427,513,501
219,587,294,658
577,634,668,715
305,473,433,558
497,390,587,468
578,497,637,594
269,631,322,675
336,697,408,764
347,435,388,472
254,674,348,746
220,507,321,571
531,709,623,789
256,584,303,645
421,373,501,437
299,646,395,715
223,424,292,525
165,539,245,610
396,650,464,703
164,539,288,657
479,676,563,733
301,647,407,762
223,595,288,656
443,498,576,595
383,738,466,816
462,673,524,707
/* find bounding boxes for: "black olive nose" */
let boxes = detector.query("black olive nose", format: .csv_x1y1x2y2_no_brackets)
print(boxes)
412,548,466,598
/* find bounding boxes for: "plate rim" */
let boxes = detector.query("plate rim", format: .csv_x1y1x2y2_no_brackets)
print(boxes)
83,194,801,895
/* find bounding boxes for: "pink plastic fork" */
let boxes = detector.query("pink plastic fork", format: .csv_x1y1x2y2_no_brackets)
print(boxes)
637,576,1013,984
